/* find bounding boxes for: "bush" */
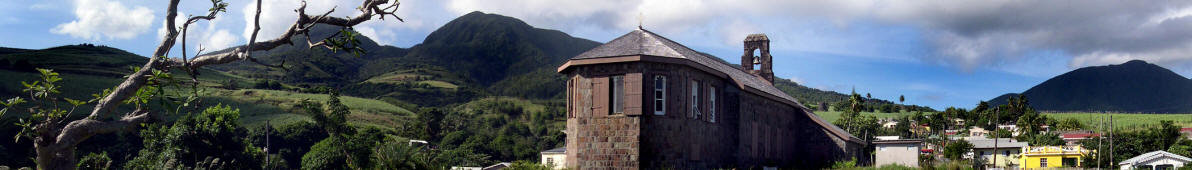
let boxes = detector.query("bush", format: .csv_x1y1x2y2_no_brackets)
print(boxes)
77,152,111,170
125,104,265,169
943,139,973,160
370,136,440,170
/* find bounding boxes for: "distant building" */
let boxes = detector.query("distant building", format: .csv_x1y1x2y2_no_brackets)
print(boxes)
969,127,989,137
1018,146,1091,169
557,28,865,169
1181,128,1192,139
1060,132,1100,146
882,121,900,129
969,138,1028,169
1118,151,1192,170
874,138,921,167
539,147,565,169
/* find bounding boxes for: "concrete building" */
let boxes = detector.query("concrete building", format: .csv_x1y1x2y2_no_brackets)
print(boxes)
969,138,1028,169
1119,151,1192,170
874,138,921,167
1018,146,1091,169
557,28,865,169
540,147,566,169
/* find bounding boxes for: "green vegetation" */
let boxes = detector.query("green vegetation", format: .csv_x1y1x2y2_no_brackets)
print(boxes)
814,111,911,123
125,105,266,169
1079,121,1192,169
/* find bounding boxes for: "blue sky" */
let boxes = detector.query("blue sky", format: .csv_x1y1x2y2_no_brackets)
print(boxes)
4,0,1192,110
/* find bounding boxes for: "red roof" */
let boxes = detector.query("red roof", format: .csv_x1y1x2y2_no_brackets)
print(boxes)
1062,133,1100,139
1181,128,1192,132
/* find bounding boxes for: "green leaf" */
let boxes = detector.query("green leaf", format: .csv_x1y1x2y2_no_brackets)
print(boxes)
1,97,25,107
65,98,86,107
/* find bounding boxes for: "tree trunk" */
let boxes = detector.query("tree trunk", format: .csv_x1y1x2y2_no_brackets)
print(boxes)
36,143,76,170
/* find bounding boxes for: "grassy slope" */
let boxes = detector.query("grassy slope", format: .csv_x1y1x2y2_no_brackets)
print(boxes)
1043,112,1192,129
202,89,415,130
813,110,911,123
454,96,547,114
814,110,1192,129
0,68,416,130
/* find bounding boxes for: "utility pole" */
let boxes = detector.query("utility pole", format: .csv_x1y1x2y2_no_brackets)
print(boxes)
1097,113,1104,169
992,107,999,169
1101,114,1110,168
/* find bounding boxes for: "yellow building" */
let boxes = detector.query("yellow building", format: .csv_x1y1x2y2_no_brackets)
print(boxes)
1019,146,1092,169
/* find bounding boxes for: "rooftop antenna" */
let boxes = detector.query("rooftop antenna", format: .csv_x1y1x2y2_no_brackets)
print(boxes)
637,12,643,29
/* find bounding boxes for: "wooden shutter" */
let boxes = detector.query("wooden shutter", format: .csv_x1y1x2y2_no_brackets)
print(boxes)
592,76,609,117
624,73,643,115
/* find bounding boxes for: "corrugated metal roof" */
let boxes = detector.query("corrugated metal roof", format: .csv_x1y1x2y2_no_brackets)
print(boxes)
566,28,858,141
541,147,565,153
1119,151,1192,166
969,138,1028,149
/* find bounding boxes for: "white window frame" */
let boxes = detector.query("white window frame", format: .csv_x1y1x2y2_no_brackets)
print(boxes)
690,80,700,119
654,75,666,115
708,86,716,123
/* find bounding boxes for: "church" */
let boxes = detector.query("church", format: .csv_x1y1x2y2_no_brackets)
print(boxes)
556,28,867,169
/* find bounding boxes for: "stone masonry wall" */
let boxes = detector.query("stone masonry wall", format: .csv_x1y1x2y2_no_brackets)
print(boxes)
566,62,644,169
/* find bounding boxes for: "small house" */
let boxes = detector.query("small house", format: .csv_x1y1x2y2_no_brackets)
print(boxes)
1118,151,1192,170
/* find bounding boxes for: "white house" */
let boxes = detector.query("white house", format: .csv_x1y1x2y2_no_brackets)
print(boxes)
540,147,566,169
874,138,921,167
1119,151,1192,170
969,137,1028,169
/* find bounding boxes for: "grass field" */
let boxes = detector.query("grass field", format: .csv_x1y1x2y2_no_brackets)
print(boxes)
202,89,416,129
813,111,910,123
363,69,461,89
455,96,547,114
813,109,1192,129
1042,112,1192,129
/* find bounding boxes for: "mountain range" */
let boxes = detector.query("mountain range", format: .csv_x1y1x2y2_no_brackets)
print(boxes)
990,60,1192,113
0,11,906,110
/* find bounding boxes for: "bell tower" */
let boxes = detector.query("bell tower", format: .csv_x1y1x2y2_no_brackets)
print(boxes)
741,34,773,83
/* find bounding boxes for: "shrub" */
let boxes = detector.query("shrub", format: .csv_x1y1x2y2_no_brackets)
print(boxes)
125,104,265,169
77,152,111,170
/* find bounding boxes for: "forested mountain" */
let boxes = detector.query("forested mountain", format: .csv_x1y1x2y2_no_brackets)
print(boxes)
990,60,1192,113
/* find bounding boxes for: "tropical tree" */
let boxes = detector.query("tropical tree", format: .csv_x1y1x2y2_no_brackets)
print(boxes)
0,0,403,168
943,139,973,160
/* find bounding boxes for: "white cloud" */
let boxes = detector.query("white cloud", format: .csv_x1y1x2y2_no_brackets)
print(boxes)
200,29,238,51
52,0,155,40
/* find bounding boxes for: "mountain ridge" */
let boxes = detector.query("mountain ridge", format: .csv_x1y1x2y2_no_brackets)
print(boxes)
989,60,1192,113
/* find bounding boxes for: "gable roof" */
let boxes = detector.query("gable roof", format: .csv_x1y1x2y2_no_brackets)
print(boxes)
1120,151,1192,166
558,28,860,143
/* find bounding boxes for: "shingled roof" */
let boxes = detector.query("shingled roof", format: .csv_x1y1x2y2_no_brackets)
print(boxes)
560,28,860,142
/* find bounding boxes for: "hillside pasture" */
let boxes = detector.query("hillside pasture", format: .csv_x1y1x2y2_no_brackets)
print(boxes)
813,111,912,123
1042,112,1192,129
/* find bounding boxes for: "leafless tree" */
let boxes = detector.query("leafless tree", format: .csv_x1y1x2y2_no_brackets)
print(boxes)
20,0,401,169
